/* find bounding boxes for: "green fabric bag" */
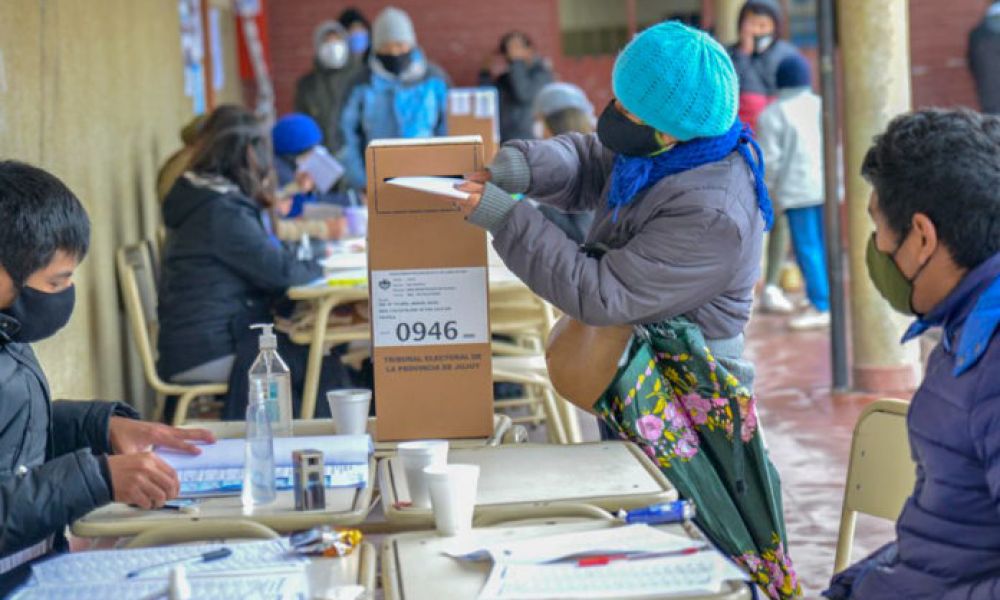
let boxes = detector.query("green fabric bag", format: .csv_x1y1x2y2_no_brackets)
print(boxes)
594,319,801,599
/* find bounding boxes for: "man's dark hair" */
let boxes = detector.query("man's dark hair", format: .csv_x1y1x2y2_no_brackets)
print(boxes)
499,31,533,55
862,108,1000,270
188,104,273,204
0,161,90,286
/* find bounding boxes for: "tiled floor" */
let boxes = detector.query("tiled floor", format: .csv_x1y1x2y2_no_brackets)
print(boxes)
745,311,900,597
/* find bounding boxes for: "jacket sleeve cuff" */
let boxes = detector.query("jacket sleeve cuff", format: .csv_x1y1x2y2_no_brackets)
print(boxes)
468,183,520,234
96,454,114,498
488,147,531,195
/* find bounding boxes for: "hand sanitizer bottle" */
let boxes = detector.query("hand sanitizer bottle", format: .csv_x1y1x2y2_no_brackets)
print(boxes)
297,232,313,261
242,379,276,507
248,323,293,437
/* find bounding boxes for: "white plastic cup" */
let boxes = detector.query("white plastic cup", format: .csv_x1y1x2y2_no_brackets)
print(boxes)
397,440,449,508
326,389,371,435
344,206,368,238
424,464,480,536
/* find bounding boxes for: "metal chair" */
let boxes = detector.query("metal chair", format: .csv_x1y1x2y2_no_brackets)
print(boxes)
833,398,915,574
117,243,227,424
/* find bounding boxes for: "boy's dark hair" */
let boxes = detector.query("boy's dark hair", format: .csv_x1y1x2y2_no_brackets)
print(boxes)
0,161,90,286
862,108,1000,270
499,31,533,55
188,104,273,203
543,108,595,137
338,7,370,31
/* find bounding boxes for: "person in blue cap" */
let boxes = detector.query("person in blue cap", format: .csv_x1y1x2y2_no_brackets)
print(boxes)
454,22,800,597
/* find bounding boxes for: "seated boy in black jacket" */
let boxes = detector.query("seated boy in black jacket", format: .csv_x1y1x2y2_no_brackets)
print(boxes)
0,161,214,593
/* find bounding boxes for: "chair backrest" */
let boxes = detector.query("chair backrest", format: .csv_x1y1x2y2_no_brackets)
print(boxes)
117,243,163,388
834,398,914,574
844,398,915,520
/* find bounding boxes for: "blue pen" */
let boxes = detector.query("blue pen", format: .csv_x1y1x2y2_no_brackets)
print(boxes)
617,500,696,525
126,547,232,579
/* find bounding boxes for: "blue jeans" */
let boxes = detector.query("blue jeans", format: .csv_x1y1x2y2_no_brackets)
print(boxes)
786,205,830,311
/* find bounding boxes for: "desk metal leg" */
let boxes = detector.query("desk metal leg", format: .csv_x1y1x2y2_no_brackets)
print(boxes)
301,295,337,419
557,398,584,444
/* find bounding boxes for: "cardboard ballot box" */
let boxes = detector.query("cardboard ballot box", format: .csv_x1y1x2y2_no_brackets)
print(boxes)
365,136,494,441
447,88,499,162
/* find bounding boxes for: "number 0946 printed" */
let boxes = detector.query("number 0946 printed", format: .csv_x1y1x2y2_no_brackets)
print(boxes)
370,268,490,348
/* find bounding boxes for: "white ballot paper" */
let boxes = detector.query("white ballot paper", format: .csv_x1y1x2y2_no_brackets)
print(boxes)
386,176,470,200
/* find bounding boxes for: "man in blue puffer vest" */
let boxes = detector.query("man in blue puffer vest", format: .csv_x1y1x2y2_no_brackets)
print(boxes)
339,6,449,191
826,108,1000,598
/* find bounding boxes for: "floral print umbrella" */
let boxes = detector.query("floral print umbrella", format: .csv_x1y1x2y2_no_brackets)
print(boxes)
595,319,801,599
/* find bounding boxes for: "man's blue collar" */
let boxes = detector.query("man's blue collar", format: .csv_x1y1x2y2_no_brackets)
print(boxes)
901,252,1000,376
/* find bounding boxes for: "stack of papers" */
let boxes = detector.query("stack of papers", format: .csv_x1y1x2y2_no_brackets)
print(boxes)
446,524,749,600
13,539,308,599
158,434,372,498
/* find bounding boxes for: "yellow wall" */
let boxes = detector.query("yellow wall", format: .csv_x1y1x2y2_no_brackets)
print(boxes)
0,0,240,405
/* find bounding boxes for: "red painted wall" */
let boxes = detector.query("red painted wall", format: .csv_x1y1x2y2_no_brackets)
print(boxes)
266,0,615,116
266,0,985,120
908,0,983,109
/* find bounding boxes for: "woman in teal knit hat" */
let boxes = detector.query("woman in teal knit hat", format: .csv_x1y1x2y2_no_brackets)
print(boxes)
455,21,799,598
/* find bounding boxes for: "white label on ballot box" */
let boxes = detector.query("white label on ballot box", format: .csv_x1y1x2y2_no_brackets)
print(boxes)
371,267,488,348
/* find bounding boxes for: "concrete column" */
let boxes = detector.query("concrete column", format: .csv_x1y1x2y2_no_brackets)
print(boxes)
838,0,920,393
714,0,742,45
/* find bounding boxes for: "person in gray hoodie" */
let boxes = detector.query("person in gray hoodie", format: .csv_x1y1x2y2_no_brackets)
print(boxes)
456,21,770,387
294,20,363,155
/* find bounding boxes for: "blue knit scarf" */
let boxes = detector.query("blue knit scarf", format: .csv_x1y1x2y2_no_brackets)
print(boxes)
607,120,774,231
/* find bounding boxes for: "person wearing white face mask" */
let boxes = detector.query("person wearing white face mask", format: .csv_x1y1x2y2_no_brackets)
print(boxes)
294,20,362,158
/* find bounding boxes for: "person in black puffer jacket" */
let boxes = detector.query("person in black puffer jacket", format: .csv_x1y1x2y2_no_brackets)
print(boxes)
158,106,350,421
0,161,215,594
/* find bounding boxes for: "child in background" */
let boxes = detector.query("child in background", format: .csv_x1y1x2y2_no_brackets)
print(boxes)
339,6,449,191
271,112,348,245
756,53,830,330
727,0,800,314
530,82,596,243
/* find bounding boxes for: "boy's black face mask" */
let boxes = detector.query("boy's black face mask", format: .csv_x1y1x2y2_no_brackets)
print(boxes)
376,50,413,76
2,284,76,343
596,101,663,157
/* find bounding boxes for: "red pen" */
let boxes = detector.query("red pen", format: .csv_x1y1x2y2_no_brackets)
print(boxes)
575,546,706,568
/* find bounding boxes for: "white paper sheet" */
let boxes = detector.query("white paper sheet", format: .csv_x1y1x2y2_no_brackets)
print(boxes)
320,253,368,272
386,176,470,200
156,434,372,470
30,539,305,585
12,571,307,600
444,524,694,564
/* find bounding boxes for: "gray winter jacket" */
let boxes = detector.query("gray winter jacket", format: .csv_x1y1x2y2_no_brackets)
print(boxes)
0,313,136,591
469,133,764,341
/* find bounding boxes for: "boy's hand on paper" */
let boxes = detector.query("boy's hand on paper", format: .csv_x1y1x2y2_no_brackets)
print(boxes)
453,180,484,217
295,170,316,194
109,417,216,456
107,452,180,509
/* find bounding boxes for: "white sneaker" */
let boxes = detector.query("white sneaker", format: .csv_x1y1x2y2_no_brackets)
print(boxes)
790,308,831,330
760,285,795,314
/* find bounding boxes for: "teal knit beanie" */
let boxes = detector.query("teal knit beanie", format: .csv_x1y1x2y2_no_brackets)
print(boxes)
612,21,738,142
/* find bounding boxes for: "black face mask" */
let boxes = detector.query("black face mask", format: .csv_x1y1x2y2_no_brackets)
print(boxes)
596,101,663,157
376,50,413,76
2,285,75,343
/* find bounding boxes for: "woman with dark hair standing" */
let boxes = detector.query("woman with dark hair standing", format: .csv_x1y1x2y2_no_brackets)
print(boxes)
157,105,349,421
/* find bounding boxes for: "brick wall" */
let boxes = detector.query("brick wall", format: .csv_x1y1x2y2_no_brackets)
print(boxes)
267,0,616,115
267,0,986,120
908,0,983,109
